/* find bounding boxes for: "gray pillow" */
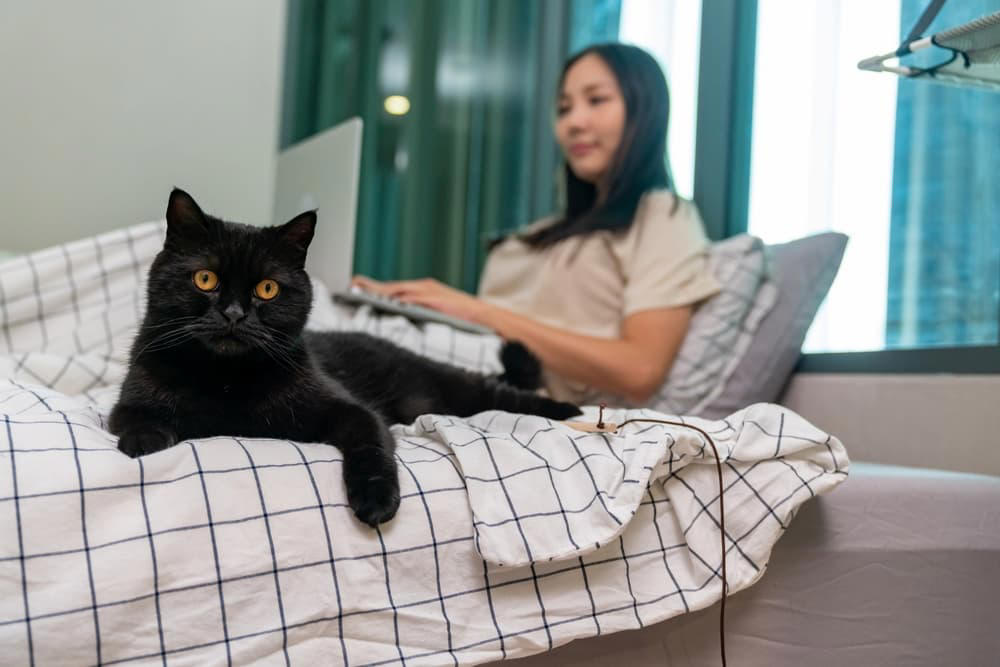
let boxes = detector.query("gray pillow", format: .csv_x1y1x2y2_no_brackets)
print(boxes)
700,232,848,418
644,234,777,416
578,234,777,415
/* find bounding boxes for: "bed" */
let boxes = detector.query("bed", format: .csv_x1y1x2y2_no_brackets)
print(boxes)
1,221,996,665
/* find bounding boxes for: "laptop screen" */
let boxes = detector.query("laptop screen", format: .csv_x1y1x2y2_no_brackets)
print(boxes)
272,117,362,291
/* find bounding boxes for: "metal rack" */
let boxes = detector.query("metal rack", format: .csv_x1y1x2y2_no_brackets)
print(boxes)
858,7,1000,91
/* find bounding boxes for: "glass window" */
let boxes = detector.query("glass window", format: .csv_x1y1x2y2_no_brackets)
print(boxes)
283,0,574,291
618,0,702,200
747,0,1000,353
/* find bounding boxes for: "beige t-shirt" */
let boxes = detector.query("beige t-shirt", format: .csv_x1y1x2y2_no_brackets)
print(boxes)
477,189,720,402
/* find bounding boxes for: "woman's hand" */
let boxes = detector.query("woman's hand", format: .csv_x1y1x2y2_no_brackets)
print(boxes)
351,275,493,325
351,275,692,403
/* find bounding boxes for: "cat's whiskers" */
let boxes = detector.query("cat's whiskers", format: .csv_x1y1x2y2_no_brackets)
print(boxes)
258,346,298,374
257,336,309,375
135,333,195,357
259,327,301,347
133,324,197,359
254,325,312,373
142,315,200,331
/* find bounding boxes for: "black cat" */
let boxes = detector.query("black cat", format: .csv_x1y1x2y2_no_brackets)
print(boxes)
109,189,579,527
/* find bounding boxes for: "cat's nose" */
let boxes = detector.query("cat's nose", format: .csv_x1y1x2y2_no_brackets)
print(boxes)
222,303,246,323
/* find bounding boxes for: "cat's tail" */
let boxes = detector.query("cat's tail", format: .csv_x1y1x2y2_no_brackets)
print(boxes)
497,341,542,390
479,379,581,421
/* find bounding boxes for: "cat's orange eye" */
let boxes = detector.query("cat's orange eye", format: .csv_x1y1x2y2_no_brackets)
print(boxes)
255,279,280,300
193,270,219,291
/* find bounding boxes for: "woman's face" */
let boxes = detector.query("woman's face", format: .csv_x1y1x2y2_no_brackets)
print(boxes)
555,53,626,186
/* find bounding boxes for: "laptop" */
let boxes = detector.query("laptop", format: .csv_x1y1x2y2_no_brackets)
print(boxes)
273,117,362,292
272,117,492,335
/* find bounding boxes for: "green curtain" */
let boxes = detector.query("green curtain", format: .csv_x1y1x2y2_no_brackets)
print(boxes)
281,0,620,291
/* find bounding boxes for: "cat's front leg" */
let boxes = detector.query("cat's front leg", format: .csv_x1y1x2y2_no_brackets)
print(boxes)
325,401,400,527
109,404,178,458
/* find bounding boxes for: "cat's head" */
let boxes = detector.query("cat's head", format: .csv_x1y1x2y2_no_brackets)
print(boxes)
144,188,316,357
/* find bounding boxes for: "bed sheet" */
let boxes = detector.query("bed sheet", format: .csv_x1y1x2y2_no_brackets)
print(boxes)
497,462,1000,666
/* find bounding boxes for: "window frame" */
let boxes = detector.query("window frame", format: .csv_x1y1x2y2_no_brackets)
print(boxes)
694,0,1000,374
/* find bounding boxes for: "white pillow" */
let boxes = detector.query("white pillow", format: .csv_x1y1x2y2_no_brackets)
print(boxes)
638,234,777,415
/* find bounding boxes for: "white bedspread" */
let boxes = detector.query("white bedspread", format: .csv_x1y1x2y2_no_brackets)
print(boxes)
0,222,848,665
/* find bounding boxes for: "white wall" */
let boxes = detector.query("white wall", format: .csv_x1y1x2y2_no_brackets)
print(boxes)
0,0,287,252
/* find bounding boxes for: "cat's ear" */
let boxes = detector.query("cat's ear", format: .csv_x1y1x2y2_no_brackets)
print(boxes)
165,188,212,248
277,210,317,255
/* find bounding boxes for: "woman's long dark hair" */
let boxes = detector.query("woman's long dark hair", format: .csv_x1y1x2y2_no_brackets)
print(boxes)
524,43,675,248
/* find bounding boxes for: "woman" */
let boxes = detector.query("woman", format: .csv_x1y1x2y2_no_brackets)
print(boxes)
353,43,720,406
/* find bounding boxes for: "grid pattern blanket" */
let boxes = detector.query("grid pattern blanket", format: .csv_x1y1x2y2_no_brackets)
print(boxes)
0,222,848,665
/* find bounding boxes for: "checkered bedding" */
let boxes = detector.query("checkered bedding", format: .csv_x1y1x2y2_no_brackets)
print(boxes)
0,222,849,665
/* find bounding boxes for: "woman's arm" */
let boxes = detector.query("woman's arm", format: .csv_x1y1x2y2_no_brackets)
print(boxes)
484,303,690,404
351,276,690,403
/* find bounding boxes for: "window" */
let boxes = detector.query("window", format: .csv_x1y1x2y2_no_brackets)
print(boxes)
618,0,702,200
747,0,1000,354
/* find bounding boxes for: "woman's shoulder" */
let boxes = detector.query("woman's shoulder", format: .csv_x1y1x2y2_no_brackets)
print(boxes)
624,189,705,241
489,214,560,251
635,188,698,222
520,214,561,235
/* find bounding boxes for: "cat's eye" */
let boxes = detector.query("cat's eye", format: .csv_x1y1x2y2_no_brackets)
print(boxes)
255,279,280,300
193,270,219,291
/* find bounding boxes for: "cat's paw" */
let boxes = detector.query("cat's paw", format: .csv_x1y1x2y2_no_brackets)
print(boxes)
347,471,401,528
117,429,176,458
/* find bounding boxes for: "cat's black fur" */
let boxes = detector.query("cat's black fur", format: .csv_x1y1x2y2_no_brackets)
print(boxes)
109,189,579,527
497,341,543,391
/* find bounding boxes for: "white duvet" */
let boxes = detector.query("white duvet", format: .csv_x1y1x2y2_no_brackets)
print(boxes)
0,222,848,665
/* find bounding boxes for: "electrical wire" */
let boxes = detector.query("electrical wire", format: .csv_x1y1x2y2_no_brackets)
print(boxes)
595,405,729,667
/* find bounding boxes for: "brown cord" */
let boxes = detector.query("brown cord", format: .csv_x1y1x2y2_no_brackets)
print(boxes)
614,416,728,667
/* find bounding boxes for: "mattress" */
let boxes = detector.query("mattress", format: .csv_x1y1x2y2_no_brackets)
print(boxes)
494,462,1000,666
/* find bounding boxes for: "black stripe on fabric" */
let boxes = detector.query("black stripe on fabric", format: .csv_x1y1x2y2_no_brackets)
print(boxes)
776,457,815,498
288,442,348,667
0,265,13,353
59,245,83,332
63,412,101,665
0,539,713,636
471,491,617,529
0,484,467,542
95,565,705,667
137,458,167,666
122,226,144,325
503,419,581,554
86,237,114,390
234,439,290,667
374,522,407,666
673,473,759,573
189,444,233,667
23,254,48,352
646,487,689,613
482,428,553,650
5,415,35,665
562,434,621,527
619,535,643,629
774,412,785,457
480,431,553,650
577,555,601,636
480,560,506,660
398,458,457,665
725,462,787,530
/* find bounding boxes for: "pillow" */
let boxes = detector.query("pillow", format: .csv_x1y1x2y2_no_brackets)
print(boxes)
699,232,848,419
642,234,778,415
